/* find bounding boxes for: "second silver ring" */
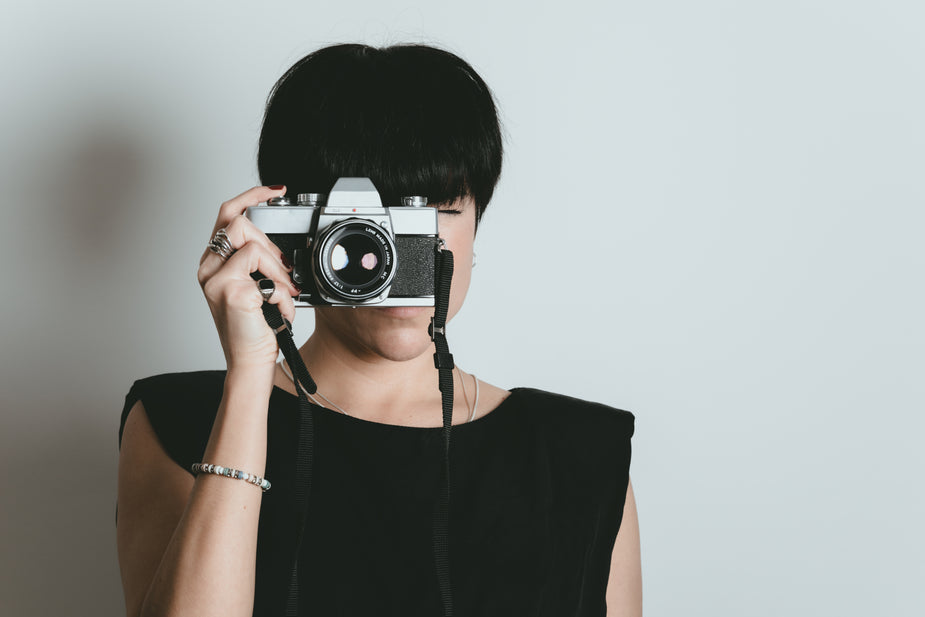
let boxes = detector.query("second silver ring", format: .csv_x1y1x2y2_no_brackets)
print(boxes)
256,278,276,302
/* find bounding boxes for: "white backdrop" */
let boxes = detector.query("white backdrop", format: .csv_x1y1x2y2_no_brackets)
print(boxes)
1,1,922,615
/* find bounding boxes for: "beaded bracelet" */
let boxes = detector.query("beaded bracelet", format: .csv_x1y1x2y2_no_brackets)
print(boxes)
191,462,271,492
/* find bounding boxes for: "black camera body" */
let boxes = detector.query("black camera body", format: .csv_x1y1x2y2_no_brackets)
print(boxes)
246,177,438,307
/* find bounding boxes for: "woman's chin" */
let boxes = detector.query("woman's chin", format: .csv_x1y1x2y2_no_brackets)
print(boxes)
316,305,435,362
365,308,434,360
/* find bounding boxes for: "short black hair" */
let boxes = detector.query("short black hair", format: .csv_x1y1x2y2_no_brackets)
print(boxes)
258,44,503,224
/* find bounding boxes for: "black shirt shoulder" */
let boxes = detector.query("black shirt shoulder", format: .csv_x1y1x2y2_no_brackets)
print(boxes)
510,386,635,438
507,387,635,497
118,370,227,473
507,385,634,449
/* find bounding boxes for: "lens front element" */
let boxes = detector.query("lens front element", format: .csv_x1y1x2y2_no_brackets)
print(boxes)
315,219,396,301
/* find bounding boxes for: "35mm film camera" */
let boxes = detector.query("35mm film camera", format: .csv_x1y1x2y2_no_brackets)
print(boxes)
246,177,439,307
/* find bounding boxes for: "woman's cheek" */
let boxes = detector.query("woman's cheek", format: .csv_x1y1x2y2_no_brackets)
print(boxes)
446,246,474,321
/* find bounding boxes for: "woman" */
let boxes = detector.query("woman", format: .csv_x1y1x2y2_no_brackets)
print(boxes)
117,43,641,617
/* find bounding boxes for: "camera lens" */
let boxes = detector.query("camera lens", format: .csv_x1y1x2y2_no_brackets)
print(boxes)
315,219,396,301
329,235,379,284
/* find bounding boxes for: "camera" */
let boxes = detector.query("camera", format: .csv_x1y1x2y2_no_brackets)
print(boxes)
246,177,439,307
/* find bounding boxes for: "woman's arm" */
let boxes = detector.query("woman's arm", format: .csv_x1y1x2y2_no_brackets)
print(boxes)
605,477,642,617
117,184,295,615
117,369,272,617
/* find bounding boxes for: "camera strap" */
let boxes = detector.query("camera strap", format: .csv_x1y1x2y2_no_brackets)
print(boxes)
259,303,317,617
431,240,456,617
262,239,456,617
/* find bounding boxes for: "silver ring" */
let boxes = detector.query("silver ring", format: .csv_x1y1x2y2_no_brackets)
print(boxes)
208,228,235,260
257,278,275,302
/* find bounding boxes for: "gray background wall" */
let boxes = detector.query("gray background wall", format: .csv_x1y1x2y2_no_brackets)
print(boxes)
1,1,922,615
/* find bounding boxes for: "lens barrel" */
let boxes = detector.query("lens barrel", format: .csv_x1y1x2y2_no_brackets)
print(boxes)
314,219,397,302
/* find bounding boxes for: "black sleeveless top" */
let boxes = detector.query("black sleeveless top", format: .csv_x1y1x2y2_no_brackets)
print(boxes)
118,371,635,616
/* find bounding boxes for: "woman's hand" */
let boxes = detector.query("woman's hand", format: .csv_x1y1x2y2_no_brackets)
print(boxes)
197,185,301,372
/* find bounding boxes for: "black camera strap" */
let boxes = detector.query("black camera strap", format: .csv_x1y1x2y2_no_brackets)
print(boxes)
430,241,455,617
260,302,316,617
263,240,456,617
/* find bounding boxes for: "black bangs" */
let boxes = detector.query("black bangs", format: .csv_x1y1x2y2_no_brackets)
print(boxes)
258,44,503,222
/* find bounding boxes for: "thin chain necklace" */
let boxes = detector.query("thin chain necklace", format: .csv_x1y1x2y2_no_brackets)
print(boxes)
279,359,348,414
278,359,480,423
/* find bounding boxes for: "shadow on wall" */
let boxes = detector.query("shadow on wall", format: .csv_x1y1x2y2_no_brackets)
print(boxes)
6,106,161,394
1,105,165,616
1,417,127,616
47,118,151,267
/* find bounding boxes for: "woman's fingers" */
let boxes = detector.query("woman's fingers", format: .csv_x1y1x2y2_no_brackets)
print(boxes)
211,185,286,238
255,276,298,326
196,184,301,369
202,242,299,320
199,213,288,279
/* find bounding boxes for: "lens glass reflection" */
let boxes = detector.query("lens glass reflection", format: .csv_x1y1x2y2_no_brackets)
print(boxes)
330,233,382,285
